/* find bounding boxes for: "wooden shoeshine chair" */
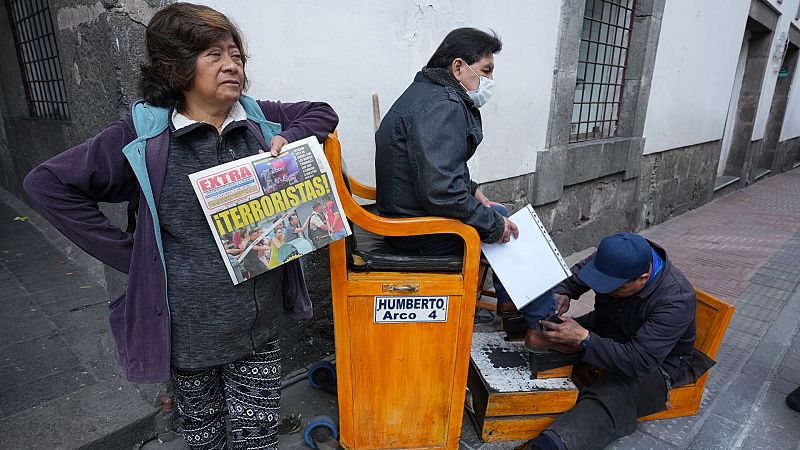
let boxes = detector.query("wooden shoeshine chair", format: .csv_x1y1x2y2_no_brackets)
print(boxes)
323,133,481,449
322,134,735,445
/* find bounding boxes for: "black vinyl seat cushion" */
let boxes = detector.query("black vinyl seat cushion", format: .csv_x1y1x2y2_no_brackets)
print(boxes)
348,224,462,272
337,161,461,273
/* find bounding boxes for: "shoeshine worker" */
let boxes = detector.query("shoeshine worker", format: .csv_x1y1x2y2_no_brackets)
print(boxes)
516,232,715,450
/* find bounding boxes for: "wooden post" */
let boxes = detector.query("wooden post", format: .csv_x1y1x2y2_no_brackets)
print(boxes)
372,93,381,132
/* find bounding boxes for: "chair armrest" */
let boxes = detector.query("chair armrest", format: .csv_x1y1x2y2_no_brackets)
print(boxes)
324,133,480,254
348,176,376,201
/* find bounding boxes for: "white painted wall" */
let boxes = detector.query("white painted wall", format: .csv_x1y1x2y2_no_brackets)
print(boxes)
642,0,750,154
752,0,800,141
780,44,800,140
193,0,560,184
780,8,800,141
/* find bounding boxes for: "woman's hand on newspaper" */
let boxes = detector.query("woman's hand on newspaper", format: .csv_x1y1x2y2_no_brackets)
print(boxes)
268,135,289,156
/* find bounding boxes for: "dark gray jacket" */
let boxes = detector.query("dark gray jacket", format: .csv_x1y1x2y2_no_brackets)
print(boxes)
374,71,503,243
555,241,697,382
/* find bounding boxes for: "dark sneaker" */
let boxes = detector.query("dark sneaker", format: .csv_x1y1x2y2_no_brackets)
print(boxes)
787,386,800,412
497,300,520,317
512,439,545,450
502,314,528,341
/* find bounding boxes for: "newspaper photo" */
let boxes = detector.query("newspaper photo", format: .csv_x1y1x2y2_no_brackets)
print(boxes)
189,136,352,285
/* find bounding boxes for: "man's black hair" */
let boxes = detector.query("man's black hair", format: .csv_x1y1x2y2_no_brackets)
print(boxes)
426,27,502,69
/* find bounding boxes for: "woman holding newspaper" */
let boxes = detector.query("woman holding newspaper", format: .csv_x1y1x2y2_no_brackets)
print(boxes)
23,3,338,449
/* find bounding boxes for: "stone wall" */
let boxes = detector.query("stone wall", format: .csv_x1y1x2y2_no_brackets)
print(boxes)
537,174,640,256
638,140,720,227
478,138,721,255
777,137,800,172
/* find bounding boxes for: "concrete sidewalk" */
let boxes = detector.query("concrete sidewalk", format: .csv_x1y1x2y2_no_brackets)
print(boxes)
0,195,157,449
2,168,800,449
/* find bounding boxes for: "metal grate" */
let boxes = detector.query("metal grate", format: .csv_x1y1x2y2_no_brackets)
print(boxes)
570,0,635,143
6,0,70,120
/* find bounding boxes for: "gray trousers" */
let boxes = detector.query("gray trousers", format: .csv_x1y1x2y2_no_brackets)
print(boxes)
547,370,669,450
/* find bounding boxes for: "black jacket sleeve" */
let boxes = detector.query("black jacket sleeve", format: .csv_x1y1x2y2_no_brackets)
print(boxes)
407,99,502,242
564,254,697,378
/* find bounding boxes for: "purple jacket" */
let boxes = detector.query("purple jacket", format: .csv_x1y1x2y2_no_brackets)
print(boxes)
23,100,338,383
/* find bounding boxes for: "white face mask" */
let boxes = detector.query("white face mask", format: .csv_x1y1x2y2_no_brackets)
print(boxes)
460,62,495,108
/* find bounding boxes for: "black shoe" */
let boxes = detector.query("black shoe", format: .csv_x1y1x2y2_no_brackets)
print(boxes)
502,314,527,341
512,441,541,450
787,386,800,412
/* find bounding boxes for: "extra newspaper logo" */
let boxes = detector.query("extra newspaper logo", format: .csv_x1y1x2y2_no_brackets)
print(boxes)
374,296,449,323
196,164,262,210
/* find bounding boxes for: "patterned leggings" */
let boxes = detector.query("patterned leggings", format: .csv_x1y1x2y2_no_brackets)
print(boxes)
171,337,281,450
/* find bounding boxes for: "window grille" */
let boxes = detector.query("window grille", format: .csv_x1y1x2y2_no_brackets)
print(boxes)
6,0,70,120
570,0,635,143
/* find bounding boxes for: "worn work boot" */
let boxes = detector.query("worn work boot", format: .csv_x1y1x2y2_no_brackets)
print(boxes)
502,314,528,341
514,432,563,450
525,328,581,354
787,386,800,412
496,300,519,317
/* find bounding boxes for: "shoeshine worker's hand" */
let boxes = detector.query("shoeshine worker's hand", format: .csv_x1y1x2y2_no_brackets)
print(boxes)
540,316,588,347
501,217,519,243
555,293,571,315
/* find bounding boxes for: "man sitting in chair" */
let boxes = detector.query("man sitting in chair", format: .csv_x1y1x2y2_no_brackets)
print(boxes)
374,27,555,334
517,232,715,450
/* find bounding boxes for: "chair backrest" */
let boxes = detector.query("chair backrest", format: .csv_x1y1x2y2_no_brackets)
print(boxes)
322,133,481,277
326,132,376,201
693,288,735,359
345,165,376,201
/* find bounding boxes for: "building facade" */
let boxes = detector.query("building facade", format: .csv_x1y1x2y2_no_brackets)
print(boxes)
2,0,799,368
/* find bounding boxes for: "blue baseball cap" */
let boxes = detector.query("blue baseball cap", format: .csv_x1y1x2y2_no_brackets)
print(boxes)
577,232,651,294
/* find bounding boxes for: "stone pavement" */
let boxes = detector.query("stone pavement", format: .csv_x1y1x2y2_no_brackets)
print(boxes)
2,169,800,449
0,193,157,449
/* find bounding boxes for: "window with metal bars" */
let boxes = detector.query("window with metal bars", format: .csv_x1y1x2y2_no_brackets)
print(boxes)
570,0,635,143
6,0,70,120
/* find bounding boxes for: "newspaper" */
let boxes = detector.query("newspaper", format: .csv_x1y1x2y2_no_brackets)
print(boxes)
189,136,351,285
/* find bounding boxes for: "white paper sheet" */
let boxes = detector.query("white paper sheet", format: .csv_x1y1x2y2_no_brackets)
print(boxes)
481,205,571,309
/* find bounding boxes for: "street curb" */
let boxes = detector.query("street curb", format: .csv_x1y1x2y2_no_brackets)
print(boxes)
80,410,159,450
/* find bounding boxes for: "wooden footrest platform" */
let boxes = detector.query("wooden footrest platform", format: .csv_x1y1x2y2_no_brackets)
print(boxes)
466,332,578,442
